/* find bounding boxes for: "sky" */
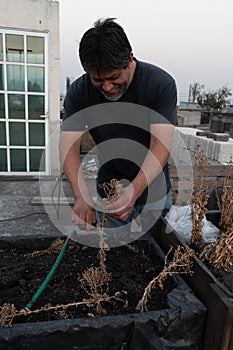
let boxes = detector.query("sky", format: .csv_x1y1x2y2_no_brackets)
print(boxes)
59,0,233,104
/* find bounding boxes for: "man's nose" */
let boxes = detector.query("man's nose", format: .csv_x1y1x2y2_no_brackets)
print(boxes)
102,80,114,92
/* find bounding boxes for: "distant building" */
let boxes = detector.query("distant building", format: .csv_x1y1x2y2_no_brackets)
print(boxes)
177,101,202,125
179,101,202,111
222,105,233,113
0,0,60,175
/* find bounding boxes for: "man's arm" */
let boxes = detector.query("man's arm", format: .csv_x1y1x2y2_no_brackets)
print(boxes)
105,123,174,221
59,131,96,230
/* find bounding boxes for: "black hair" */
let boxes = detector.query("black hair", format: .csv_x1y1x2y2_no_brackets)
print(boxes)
79,18,132,73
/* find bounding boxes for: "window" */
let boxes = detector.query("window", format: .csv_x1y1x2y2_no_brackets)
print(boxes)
0,30,48,174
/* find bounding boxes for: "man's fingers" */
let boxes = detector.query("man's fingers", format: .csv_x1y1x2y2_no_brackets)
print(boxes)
105,199,124,210
71,209,96,231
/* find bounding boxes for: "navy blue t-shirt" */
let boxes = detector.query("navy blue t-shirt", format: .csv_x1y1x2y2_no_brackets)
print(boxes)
62,59,178,204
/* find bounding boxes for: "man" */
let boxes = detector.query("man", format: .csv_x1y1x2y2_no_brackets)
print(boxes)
59,18,177,234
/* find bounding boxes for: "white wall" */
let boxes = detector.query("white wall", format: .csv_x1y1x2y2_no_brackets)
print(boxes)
177,111,201,125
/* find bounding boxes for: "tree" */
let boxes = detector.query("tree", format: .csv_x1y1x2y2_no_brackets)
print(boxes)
189,82,205,103
189,83,232,111
198,85,232,111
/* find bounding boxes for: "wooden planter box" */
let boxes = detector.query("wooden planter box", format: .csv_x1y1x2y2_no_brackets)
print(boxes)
0,234,206,350
150,216,233,350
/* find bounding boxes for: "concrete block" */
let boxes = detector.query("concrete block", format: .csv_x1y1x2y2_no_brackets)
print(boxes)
217,142,233,163
212,133,230,142
173,128,233,164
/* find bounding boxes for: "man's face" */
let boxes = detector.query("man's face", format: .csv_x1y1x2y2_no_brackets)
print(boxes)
89,67,131,101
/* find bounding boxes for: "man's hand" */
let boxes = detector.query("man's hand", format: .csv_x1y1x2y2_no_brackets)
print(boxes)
71,196,96,231
60,131,97,231
105,184,136,222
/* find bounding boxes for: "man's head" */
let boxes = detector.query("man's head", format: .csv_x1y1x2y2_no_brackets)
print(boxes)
79,17,132,72
79,18,135,101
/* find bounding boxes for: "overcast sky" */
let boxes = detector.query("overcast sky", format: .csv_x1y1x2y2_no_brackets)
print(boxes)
59,0,233,103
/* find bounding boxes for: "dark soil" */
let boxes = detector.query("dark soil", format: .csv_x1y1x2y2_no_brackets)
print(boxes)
0,237,176,324
207,264,233,292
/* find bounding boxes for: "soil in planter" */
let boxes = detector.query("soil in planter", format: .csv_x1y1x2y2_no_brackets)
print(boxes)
0,238,176,324
190,242,233,293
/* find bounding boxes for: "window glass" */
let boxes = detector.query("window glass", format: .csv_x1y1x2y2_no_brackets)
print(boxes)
0,149,7,171
28,95,44,119
29,123,45,146
27,66,44,92
27,36,44,64
30,149,45,171
10,149,26,171
0,34,3,61
0,64,4,90
7,65,25,91
9,122,26,146
8,94,25,119
0,94,5,118
6,34,24,62
0,122,6,145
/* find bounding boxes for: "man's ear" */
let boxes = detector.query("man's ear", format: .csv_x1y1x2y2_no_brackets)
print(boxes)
129,52,134,62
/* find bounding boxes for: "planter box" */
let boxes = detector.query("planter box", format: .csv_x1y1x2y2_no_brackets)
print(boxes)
0,234,206,350
150,216,233,350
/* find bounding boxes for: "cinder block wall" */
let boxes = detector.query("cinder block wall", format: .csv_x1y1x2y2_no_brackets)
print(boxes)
172,127,233,164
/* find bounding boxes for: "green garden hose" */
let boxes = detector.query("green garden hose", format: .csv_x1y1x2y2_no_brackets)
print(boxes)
25,231,76,310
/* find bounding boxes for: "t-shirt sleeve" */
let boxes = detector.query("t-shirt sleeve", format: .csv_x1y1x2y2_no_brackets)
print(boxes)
61,80,87,131
149,79,178,126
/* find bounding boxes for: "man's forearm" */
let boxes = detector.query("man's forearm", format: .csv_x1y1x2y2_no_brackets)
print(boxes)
131,143,169,200
59,131,91,200
59,131,96,229
132,123,174,200
63,151,88,200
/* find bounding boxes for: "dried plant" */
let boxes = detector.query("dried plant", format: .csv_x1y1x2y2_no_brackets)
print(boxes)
80,267,111,297
99,179,123,203
99,178,123,231
217,160,233,231
80,266,111,315
136,246,194,312
0,303,17,328
200,225,233,272
97,178,123,271
0,291,128,328
190,145,210,244
79,179,124,315
23,238,67,257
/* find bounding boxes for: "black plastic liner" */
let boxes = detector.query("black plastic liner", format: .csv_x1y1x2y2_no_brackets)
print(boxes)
0,234,206,350
150,216,233,350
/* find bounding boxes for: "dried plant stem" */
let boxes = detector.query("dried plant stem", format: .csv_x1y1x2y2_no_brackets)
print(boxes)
97,212,109,273
190,145,210,244
136,246,194,312
217,160,233,231
23,238,67,257
97,178,123,272
199,160,233,272
0,291,127,328
79,219,110,315
79,179,124,315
